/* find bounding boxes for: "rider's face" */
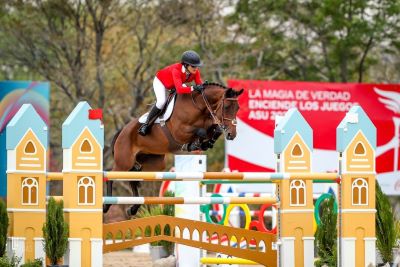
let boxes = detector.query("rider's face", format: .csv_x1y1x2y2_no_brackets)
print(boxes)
187,65,198,74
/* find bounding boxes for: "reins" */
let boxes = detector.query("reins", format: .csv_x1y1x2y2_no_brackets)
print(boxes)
201,90,224,128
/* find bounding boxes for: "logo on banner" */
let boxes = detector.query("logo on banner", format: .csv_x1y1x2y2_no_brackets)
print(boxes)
374,87,400,172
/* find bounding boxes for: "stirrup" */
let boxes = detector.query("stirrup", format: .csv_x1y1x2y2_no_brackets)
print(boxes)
138,124,149,136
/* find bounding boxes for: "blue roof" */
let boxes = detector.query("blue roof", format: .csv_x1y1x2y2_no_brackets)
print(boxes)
6,104,48,149
62,101,104,149
337,105,376,152
274,108,313,153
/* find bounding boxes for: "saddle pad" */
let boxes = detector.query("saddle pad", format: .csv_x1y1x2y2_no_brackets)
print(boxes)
138,94,176,123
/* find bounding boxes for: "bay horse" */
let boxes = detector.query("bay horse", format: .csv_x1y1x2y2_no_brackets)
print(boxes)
104,82,244,216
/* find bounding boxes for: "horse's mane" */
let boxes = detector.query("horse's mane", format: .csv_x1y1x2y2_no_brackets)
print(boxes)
204,81,229,90
203,81,242,99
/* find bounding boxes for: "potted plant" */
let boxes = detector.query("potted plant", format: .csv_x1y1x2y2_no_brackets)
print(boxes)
314,196,337,267
0,199,8,258
376,182,396,266
136,191,175,261
42,197,68,267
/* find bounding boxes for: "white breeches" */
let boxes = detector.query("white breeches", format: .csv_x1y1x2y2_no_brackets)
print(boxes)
153,77,168,109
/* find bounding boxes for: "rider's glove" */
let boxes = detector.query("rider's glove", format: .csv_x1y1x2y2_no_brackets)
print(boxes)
192,84,204,93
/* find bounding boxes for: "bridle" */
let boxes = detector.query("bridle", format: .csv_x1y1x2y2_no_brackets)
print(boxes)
191,86,238,133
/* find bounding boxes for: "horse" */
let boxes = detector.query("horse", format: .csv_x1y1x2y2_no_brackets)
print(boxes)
103,82,244,216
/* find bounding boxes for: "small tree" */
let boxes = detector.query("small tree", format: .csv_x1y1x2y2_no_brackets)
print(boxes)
315,196,337,267
376,181,396,263
42,198,68,266
0,199,9,257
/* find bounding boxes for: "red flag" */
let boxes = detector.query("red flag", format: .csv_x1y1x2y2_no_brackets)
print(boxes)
88,109,103,122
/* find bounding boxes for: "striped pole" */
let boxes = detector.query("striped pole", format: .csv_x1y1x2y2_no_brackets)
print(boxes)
208,210,271,216
104,171,339,182
46,172,340,183
200,179,339,184
103,196,277,205
46,172,63,181
205,192,272,197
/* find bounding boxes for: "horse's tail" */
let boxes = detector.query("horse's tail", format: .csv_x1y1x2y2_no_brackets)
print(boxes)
111,129,123,156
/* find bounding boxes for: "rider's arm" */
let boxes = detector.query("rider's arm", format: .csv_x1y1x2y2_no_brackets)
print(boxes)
194,69,203,85
172,68,192,94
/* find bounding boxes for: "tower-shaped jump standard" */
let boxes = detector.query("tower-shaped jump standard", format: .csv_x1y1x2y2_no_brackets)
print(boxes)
337,106,376,267
62,101,104,267
6,104,47,264
274,108,314,267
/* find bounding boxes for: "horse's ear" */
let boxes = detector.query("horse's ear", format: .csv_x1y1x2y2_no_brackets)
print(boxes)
225,88,234,98
235,88,244,97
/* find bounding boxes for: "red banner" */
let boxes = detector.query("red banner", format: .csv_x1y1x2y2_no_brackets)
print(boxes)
227,80,400,194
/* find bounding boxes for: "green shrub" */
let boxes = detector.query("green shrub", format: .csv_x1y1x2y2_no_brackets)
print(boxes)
137,205,164,242
162,190,175,218
160,190,174,254
137,190,175,254
0,199,9,257
0,255,20,267
42,197,68,266
376,181,396,263
21,258,43,267
315,196,337,267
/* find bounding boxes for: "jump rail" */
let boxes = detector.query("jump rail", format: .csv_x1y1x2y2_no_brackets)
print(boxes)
102,196,278,205
103,171,340,181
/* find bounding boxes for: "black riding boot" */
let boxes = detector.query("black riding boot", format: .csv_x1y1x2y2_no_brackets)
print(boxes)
138,105,161,136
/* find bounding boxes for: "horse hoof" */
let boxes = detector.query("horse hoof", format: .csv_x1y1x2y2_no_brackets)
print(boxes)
103,204,111,214
126,209,131,217
127,204,141,217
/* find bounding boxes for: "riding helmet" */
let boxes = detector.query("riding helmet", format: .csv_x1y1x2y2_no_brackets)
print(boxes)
181,50,202,67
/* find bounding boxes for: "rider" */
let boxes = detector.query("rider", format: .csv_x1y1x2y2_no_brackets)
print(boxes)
138,50,205,136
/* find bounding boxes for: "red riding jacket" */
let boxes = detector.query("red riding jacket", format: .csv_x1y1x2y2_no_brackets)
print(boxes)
156,63,203,94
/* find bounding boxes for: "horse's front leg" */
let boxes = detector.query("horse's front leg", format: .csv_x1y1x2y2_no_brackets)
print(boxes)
183,128,207,152
200,124,223,151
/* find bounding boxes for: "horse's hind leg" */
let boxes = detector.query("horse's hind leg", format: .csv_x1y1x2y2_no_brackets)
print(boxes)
103,130,123,213
103,181,114,213
104,127,137,214
127,154,166,217
127,162,142,217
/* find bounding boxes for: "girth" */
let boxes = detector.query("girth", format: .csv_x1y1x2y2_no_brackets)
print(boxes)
159,121,184,153
157,89,184,152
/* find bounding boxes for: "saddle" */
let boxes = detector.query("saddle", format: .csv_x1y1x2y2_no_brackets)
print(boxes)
138,90,177,124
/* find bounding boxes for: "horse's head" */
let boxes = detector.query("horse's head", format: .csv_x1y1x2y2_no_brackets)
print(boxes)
221,87,244,140
201,83,244,140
